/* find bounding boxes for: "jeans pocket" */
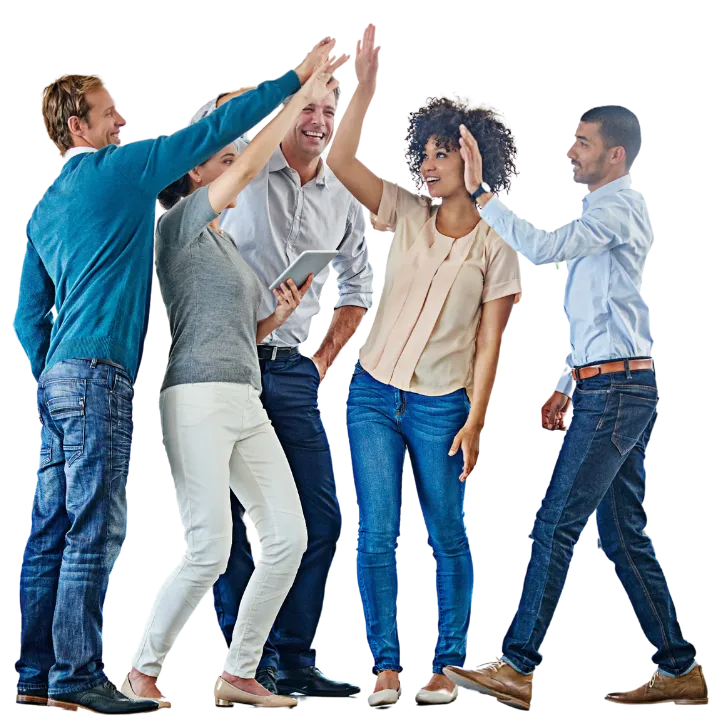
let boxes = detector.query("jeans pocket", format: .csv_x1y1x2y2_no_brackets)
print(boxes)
611,392,657,456
304,355,321,383
45,382,87,466
352,360,368,378
38,448,52,470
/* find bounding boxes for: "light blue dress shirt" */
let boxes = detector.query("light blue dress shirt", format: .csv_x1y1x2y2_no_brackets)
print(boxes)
480,175,654,395
190,99,373,347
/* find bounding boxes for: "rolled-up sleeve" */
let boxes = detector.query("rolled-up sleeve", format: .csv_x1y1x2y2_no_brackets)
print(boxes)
333,200,373,310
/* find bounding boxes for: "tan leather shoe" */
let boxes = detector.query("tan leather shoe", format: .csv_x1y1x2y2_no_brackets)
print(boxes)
606,665,708,705
444,659,532,711
121,674,171,709
214,677,298,708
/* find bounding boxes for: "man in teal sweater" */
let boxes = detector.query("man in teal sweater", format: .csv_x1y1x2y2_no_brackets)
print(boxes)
13,39,332,714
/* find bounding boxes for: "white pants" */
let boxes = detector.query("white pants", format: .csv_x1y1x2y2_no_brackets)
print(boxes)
132,383,307,678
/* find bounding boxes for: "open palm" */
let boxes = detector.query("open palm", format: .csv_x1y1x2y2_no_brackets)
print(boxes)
356,23,381,89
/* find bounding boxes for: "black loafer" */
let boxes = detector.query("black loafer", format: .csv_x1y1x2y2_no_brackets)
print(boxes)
276,667,360,697
48,680,159,714
256,666,278,694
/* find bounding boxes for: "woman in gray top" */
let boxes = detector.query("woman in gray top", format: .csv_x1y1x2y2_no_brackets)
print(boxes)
123,51,349,709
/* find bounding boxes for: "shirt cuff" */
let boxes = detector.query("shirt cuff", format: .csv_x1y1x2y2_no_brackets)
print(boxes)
479,195,509,226
279,69,302,98
555,369,574,397
334,292,373,311
481,278,522,304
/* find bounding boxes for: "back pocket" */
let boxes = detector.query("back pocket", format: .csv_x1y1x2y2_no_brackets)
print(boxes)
45,383,87,466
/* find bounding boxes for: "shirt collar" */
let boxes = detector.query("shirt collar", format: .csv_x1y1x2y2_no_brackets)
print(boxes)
64,146,97,163
270,145,328,188
583,174,632,209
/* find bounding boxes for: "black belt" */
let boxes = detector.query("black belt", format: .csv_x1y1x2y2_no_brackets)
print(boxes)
257,345,299,360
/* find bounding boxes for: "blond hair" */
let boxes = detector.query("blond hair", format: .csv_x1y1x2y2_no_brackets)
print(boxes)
42,74,104,155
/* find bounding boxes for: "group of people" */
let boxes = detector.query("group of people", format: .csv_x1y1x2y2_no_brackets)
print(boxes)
13,24,707,714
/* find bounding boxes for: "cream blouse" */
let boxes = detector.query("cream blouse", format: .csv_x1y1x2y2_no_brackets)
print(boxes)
359,180,522,396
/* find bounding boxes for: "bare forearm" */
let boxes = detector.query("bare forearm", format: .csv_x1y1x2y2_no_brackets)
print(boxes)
231,90,305,176
328,86,374,165
256,314,282,344
467,341,502,430
313,306,367,368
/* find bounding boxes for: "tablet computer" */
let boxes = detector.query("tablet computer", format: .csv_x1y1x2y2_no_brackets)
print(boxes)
268,250,339,291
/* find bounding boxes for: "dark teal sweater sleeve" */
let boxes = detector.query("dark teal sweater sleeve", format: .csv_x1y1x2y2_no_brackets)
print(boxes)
14,237,55,381
112,70,300,196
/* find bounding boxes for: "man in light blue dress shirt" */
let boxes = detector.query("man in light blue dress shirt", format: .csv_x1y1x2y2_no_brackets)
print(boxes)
190,83,370,698
442,107,706,709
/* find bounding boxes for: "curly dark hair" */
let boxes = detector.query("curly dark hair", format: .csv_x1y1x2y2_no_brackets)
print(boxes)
405,97,517,193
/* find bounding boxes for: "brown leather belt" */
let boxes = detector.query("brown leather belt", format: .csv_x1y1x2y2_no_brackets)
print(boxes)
572,358,654,382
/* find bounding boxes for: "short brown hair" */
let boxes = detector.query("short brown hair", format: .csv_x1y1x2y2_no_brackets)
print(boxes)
42,74,104,155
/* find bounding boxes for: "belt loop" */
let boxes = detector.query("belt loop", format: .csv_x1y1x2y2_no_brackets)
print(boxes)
624,359,631,379
271,346,278,361
90,358,98,368
108,365,116,390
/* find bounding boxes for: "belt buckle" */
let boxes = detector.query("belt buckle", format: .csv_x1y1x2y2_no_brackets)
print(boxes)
271,346,278,361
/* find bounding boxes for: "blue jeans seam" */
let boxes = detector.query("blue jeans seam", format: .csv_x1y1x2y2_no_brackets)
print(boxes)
608,481,677,671
518,390,611,661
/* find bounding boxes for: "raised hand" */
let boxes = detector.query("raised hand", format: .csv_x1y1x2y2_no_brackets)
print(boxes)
355,23,380,91
295,37,336,84
301,54,350,105
459,124,485,195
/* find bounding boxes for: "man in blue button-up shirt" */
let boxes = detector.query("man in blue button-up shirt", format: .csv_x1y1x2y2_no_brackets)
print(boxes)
442,107,705,708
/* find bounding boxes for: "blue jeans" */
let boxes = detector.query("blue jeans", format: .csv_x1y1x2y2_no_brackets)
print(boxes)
502,368,696,676
17,359,133,695
213,353,340,670
347,362,473,674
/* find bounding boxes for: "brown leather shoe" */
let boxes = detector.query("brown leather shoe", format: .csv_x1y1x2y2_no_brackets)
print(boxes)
606,664,708,705
444,659,532,711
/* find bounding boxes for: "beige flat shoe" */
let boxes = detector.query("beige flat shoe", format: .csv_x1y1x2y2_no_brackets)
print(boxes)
415,685,458,705
121,674,171,709
214,677,297,708
368,687,401,707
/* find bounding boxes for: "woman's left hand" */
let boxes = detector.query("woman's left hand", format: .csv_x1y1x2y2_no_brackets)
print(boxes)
459,124,484,196
273,275,313,325
449,422,481,482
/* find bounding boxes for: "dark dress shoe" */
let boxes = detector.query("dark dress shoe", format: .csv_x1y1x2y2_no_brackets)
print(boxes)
17,689,48,706
276,667,360,697
48,680,159,714
256,666,278,694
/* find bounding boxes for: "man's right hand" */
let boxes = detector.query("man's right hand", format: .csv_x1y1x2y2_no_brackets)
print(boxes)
295,37,336,84
541,391,571,431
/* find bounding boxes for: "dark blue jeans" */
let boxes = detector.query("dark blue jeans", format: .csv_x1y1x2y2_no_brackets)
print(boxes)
17,359,133,696
502,369,696,676
347,362,473,674
213,353,341,670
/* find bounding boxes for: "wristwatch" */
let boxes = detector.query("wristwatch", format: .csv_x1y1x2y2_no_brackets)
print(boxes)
470,182,491,200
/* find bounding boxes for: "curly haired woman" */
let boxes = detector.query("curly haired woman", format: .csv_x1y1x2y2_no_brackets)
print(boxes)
327,25,522,708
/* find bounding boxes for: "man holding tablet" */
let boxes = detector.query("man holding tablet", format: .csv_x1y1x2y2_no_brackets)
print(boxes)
192,79,372,698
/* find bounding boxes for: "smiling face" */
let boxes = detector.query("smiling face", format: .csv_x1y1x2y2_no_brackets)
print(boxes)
421,136,466,199
282,89,337,159
567,121,615,187
76,87,126,148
